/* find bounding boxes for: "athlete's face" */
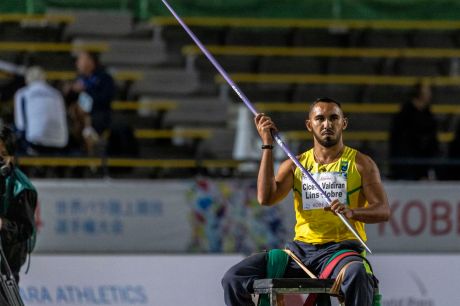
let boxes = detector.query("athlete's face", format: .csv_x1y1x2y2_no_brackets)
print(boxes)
306,102,347,148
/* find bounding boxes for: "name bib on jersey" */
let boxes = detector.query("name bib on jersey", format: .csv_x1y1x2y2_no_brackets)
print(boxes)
301,172,348,210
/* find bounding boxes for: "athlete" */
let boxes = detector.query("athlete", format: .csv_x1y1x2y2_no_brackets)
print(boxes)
222,97,390,306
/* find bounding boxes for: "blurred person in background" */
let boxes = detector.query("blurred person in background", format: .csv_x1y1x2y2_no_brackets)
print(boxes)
0,58,26,127
439,120,460,180
389,80,439,180
65,51,115,155
0,59,25,105
14,66,68,155
0,126,37,284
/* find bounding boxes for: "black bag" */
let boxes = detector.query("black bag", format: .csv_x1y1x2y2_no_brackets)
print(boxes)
0,240,24,306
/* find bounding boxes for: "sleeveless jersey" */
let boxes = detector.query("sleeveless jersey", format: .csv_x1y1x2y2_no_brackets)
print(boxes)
292,146,367,244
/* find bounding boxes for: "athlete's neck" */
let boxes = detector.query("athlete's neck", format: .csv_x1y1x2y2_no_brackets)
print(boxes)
313,143,344,164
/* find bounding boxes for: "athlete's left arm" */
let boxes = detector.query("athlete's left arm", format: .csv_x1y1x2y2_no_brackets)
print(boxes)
326,153,390,223
348,152,391,223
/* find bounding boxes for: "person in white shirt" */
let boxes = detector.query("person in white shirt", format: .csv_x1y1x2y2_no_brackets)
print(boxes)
14,66,68,155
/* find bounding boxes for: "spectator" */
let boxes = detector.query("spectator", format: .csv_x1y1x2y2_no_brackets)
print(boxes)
439,121,460,180
389,80,439,180
0,126,37,284
14,66,68,155
0,58,26,102
0,59,26,126
66,51,115,154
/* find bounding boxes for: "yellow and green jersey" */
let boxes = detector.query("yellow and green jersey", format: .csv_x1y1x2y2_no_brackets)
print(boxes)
292,146,367,244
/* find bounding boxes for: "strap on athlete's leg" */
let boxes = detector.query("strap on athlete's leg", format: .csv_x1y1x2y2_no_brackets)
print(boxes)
258,249,289,306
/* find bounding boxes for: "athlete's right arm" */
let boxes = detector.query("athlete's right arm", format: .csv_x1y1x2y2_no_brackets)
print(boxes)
255,113,294,206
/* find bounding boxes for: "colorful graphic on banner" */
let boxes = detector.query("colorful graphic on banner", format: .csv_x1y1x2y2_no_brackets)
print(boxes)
187,179,287,253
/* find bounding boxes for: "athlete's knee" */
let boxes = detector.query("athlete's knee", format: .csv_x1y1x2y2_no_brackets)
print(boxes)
341,262,374,305
222,266,241,290
222,269,234,289
344,261,370,282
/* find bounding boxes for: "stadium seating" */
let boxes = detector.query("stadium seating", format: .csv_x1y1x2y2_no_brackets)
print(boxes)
1,12,459,178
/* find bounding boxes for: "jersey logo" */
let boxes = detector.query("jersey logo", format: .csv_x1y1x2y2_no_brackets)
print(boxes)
340,160,349,172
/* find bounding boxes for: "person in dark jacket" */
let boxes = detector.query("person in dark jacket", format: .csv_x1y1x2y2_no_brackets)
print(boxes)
389,81,439,180
439,121,460,180
66,51,115,154
0,126,37,283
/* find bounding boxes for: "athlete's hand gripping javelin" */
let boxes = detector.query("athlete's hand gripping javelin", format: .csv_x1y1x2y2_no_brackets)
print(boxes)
325,199,354,219
254,113,278,146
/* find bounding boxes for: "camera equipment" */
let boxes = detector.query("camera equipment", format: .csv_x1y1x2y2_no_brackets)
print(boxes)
0,161,11,178
0,237,25,306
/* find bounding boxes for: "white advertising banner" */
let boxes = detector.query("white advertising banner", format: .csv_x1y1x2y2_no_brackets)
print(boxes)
19,255,244,306
371,254,459,306
366,182,460,252
19,254,460,306
33,180,192,252
31,180,460,253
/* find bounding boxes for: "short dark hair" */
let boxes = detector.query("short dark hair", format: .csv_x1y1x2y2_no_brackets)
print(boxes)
309,97,342,115
0,126,16,155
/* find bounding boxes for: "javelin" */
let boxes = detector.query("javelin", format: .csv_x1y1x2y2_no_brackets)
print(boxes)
160,0,372,254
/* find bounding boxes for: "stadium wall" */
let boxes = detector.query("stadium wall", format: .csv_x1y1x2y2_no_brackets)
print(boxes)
20,254,460,305
3,0,460,20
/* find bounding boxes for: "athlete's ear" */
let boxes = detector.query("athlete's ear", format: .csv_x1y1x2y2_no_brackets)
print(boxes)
342,117,348,130
305,119,312,132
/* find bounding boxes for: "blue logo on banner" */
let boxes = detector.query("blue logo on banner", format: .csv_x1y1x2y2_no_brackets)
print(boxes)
20,285,148,304
54,198,163,236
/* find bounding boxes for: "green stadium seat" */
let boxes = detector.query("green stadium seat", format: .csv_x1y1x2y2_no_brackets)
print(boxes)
411,30,455,49
129,68,200,98
61,10,133,38
432,86,460,104
394,58,447,76
292,84,363,103
27,52,75,70
160,26,224,55
162,97,228,128
258,56,325,74
359,30,409,48
100,39,168,68
195,54,258,74
227,83,292,103
0,23,62,42
292,28,350,47
326,57,382,75
225,28,291,46
362,85,411,103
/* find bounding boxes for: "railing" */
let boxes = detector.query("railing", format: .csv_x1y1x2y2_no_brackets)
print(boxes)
0,70,142,81
0,0,145,15
215,73,460,86
152,16,460,30
4,1,460,23
183,45,460,59
0,42,108,53
15,157,460,180
254,103,460,114
17,157,241,169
